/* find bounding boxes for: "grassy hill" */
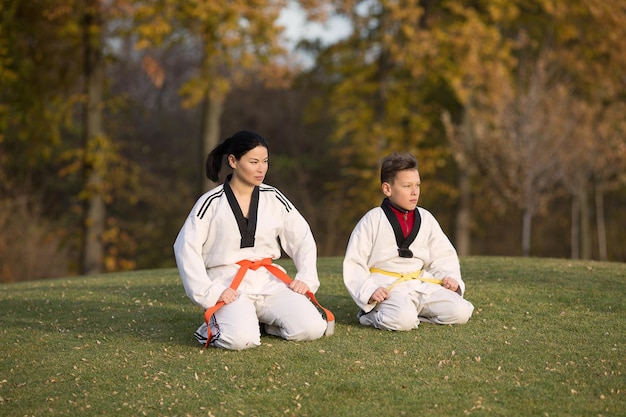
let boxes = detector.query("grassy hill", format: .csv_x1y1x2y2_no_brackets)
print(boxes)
1,257,624,416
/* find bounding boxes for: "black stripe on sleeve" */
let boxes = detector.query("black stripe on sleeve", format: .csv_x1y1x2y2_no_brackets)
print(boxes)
197,189,224,219
260,186,292,212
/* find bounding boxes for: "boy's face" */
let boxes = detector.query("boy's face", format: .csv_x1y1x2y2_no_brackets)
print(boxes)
381,169,421,211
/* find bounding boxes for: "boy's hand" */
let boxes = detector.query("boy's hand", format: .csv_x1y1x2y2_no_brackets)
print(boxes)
289,279,310,294
441,277,459,293
369,287,390,304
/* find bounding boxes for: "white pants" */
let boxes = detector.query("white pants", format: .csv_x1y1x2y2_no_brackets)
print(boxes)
195,289,327,350
359,288,474,331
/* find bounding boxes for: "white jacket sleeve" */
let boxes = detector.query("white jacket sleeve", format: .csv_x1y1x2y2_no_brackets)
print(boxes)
278,207,320,293
420,209,465,295
173,213,227,309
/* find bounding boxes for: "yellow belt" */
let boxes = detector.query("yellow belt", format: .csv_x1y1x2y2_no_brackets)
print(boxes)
369,267,443,291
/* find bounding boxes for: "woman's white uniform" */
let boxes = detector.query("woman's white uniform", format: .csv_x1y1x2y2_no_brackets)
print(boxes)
343,202,474,331
174,179,326,349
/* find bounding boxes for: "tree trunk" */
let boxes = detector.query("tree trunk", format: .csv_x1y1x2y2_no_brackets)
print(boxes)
570,195,580,259
455,169,471,256
579,181,592,260
522,207,532,257
595,183,607,261
81,3,105,275
199,91,224,194
440,109,473,257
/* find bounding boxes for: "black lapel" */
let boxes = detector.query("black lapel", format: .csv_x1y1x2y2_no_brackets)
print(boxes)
224,179,259,248
380,198,421,250
381,198,405,248
405,207,421,247
246,187,259,247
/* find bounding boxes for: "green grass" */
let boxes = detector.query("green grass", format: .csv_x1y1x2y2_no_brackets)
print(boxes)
1,257,624,417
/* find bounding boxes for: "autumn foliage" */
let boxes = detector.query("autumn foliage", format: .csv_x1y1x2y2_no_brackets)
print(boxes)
1,0,624,282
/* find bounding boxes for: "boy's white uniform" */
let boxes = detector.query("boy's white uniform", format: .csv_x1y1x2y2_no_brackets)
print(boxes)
174,179,326,349
344,201,474,330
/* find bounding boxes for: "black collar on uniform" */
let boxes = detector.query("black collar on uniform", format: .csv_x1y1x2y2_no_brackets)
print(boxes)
224,177,259,248
380,198,421,258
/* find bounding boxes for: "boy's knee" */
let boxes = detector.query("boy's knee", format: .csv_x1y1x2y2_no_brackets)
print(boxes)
449,302,474,324
370,309,418,331
392,310,420,331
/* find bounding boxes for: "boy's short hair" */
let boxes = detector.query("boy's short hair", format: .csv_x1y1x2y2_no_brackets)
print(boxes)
380,152,419,184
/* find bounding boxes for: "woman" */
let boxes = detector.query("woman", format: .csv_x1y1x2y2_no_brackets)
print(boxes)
174,130,328,350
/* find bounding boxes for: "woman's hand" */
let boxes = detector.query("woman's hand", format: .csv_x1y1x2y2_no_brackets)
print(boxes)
289,279,310,294
368,287,390,304
218,288,238,304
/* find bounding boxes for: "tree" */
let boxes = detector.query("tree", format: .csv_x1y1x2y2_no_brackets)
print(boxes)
312,0,453,240
78,0,143,274
436,1,517,255
0,0,146,278
80,0,107,274
537,0,626,259
134,0,327,195
0,0,85,280
477,51,577,256
441,0,626,258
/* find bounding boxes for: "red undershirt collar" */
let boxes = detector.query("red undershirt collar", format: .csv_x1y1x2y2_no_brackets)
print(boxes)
389,203,415,238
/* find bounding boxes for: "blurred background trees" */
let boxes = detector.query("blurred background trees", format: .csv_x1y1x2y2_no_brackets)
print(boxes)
1,0,624,282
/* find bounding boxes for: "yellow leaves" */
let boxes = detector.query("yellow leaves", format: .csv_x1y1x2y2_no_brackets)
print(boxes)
57,149,83,178
42,4,73,22
135,15,172,49
184,1,225,22
85,134,112,176
134,38,151,50
132,1,296,107
178,79,206,109
178,77,230,109
485,0,520,22
399,21,417,39
0,46,18,82
104,217,137,272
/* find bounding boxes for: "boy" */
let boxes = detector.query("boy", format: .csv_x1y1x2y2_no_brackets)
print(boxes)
343,152,474,331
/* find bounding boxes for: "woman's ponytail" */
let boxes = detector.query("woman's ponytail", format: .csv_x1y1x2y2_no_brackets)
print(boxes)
205,137,232,182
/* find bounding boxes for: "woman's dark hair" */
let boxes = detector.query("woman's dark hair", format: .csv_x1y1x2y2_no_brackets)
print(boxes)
205,130,269,182
380,152,418,184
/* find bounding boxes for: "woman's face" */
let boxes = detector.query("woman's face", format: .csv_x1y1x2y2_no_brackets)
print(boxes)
229,145,269,187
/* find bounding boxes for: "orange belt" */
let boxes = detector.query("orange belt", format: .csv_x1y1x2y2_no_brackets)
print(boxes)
203,258,335,347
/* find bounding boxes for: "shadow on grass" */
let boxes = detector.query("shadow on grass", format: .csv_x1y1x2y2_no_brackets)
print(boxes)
0,279,365,349
1,281,198,346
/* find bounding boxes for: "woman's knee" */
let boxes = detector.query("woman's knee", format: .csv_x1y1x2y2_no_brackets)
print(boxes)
217,326,261,350
210,297,261,350
283,314,327,341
